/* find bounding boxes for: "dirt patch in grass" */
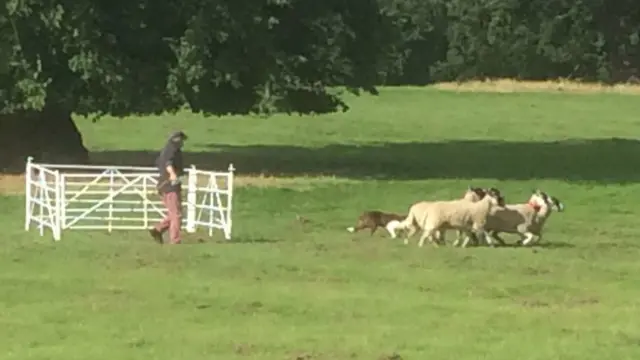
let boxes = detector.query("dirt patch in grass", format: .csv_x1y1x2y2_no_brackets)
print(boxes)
233,174,352,189
0,173,354,195
378,353,403,360
0,174,24,195
433,78,640,94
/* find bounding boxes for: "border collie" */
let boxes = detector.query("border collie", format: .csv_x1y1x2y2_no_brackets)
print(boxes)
346,210,406,238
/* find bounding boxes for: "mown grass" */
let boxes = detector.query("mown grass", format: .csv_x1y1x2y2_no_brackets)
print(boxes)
2,86,640,360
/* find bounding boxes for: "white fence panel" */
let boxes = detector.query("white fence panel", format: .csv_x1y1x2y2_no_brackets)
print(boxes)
61,170,165,231
24,161,62,240
186,166,235,239
23,157,234,241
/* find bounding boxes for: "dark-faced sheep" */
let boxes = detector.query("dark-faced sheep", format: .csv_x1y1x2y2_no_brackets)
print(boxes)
482,189,565,246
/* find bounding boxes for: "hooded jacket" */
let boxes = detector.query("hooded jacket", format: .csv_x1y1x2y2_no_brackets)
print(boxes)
155,134,185,193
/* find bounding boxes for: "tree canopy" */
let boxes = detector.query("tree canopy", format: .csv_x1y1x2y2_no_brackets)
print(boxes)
1,0,391,117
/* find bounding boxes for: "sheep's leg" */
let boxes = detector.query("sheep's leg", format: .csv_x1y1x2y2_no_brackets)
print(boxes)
460,233,473,248
403,225,417,245
457,230,481,247
526,233,543,246
521,232,536,246
485,232,504,247
470,232,483,246
431,236,441,247
466,226,491,247
461,231,476,248
452,230,463,247
429,229,441,247
479,230,493,247
469,230,489,247
418,228,436,248
490,231,507,246
461,225,481,248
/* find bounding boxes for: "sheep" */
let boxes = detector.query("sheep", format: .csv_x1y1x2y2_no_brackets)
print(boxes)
480,190,564,246
397,186,488,244
433,186,487,244
396,188,505,248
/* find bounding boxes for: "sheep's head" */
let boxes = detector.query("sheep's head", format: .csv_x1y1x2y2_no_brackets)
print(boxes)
550,196,565,212
463,186,487,202
485,187,506,206
528,189,554,211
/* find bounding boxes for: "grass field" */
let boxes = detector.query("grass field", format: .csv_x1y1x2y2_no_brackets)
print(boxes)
2,85,640,360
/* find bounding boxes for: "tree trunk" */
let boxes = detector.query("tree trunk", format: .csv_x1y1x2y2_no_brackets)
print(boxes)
1,107,89,174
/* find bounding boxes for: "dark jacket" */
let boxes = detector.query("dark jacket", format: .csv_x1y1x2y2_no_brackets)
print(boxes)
155,138,184,194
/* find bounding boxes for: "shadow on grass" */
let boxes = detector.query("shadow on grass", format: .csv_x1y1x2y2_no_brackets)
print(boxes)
594,241,640,250
495,242,576,249
215,237,283,244
536,242,575,249
75,137,640,183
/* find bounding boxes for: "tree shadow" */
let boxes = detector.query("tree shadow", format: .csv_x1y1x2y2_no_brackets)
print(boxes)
83,137,640,184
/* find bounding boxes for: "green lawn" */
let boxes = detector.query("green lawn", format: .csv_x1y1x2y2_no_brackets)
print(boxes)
3,88,640,360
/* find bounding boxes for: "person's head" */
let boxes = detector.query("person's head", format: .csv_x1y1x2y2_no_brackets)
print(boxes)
169,131,188,147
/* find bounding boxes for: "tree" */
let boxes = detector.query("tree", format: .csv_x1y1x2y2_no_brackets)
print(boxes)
1,0,392,172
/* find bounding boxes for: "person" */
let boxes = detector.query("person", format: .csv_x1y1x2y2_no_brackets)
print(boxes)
149,131,187,244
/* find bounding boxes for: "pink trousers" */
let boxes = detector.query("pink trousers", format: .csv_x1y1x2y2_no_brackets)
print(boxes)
154,191,182,243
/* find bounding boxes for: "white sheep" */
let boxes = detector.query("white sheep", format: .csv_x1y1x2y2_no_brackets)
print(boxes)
396,188,505,248
480,190,564,246
434,186,487,244
396,186,488,244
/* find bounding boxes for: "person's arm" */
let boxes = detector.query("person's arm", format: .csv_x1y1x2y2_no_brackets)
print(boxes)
166,164,177,181
160,146,179,182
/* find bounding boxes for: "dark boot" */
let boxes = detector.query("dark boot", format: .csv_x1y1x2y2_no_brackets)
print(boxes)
149,229,164,244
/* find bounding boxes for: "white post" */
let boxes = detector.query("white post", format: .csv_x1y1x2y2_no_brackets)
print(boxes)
208,174,214,237
38,170,44,237
185,165,197,233
108,169,114,233
225,163,235,240
24,156,33,231
143,176,149,229
60,174,67,231
53,170,62,241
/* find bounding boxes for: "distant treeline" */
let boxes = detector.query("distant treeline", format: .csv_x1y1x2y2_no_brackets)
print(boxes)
379,0,640,85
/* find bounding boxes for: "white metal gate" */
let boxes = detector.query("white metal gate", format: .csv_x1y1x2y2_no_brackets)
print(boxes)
24,157,235,241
